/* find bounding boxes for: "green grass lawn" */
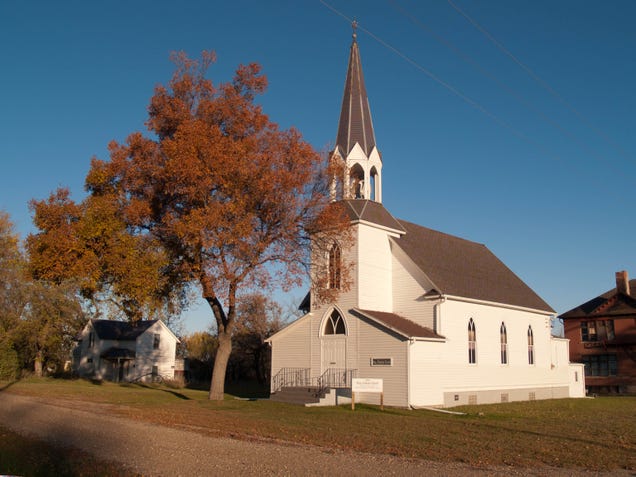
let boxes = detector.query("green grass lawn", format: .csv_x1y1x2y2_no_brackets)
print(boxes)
1,378,634,472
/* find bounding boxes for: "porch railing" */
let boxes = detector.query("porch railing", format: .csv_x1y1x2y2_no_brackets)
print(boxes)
271,367,358,394
317,368,357,392
271,367,311,393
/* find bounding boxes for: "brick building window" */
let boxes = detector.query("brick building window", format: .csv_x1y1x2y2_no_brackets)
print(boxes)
582,354,618,376
581,320,615,342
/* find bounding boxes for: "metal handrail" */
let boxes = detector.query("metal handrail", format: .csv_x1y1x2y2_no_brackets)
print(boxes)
272,367,357,395
316,368,357,395
271,367,311,393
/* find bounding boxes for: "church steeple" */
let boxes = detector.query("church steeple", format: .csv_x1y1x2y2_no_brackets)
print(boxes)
332,22,382,203
335,22,376,157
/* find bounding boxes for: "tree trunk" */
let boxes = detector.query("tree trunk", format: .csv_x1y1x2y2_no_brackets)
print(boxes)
209,330,232,400
34,350,43,378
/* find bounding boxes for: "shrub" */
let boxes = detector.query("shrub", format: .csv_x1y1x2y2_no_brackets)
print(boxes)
0,337,20,380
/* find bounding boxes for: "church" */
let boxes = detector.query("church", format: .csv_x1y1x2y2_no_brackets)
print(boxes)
267,29,585,408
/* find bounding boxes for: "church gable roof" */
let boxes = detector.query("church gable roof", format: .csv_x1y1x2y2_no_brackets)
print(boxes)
352,308,444,339
559,279,636,319
394,220,554,313
343,199,405,233
91,319,158,341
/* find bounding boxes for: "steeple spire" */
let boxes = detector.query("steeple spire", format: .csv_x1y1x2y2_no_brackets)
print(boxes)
335,22,376,157
331,23,383,203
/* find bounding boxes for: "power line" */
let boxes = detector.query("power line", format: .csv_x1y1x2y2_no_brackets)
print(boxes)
319,0,561,162
446,0,631,162
389,0,614,168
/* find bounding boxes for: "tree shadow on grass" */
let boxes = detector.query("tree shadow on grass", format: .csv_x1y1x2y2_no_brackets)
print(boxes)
224,380,270,399
129,382,191,400
0,380,17,392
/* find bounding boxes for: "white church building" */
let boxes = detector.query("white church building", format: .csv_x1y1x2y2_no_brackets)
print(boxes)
267,29,585,408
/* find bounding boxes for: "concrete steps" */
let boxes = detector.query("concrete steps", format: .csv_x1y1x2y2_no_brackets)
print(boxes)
269,386,327,405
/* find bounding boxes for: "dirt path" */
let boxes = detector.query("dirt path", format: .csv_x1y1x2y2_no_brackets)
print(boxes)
0,393,624,476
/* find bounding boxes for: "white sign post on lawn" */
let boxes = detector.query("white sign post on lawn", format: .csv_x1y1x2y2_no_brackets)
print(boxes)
351,378,384,411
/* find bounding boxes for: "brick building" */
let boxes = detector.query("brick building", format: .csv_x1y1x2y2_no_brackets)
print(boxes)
559,271,636,394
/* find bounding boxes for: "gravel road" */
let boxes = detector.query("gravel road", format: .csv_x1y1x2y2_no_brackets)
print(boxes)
0,393,626,476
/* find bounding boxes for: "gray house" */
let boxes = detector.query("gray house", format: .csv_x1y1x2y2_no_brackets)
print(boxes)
73,319,179,383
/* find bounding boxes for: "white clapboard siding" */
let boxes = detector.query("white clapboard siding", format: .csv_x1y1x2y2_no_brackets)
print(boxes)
357,224,395,312
355,317,408,407
270,315,312,379
135,322,178,381
408,299,576,407
391,242,436,328
409,340,445,406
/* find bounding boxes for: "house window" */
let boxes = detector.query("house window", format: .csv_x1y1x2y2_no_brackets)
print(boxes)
468,318,476,364
581,320,614,342
152,365,158,377
328,243,341,290
581,354,617,376
528,326,534,365
88,332,94,349
324,309,346,335
153,333,160,349
500,322,508,364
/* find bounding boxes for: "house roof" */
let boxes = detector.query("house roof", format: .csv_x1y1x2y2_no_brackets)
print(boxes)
394,220,554,313
559,279,636,319
351,308,444,339
335,31,376,157
91,319,158,341
343,200,405,233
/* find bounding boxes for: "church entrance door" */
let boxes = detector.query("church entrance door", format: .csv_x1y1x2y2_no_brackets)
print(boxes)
321,336,346,372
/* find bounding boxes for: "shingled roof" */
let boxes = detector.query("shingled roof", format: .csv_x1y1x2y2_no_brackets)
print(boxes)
394,220,554,313
343,199,405,232
352,309,444,339
335,32,376,157
91,320,157,341
559,279,636,319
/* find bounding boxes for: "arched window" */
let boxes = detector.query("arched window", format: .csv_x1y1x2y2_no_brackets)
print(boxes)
500,322,508,364
527,326,535,365
324,309,346,335
328,243,341,289
468,318,476,364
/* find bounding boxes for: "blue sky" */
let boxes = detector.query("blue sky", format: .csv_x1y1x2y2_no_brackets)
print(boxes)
1,1,634,334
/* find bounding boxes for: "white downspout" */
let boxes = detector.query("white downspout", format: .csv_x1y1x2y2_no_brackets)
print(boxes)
407,339,412,408
435,296,446,336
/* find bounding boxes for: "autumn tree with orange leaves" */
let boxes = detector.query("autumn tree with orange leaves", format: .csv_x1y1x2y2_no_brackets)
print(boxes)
29,52,351,399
